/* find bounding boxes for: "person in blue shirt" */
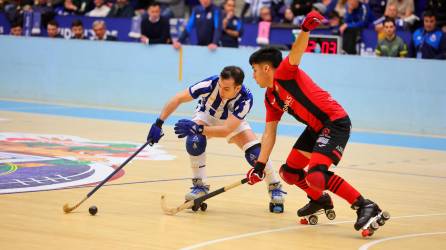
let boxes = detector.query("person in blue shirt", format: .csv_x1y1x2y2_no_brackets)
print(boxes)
409,10,446,59
146,66,286,213
220,0,243,48
173,0,222,50
339,0,372,54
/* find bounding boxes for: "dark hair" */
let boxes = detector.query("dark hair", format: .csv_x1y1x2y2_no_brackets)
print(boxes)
148,1,161,8
423,9,436,19
11,21,22,28
48,19,59,27
71,19,83,28
249,47,282,68
220,66,245,86
383,17,395,26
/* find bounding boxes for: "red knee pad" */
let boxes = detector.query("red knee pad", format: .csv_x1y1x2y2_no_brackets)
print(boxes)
279,164,306,185
286,148,310,168
306,152,334,191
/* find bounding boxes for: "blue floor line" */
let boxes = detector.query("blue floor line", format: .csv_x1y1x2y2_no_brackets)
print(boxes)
1,100,445,151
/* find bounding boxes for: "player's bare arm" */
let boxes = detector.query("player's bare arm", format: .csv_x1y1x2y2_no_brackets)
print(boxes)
257,121,279,163
159,89,193,121
202,114,242,137
289,11,325,66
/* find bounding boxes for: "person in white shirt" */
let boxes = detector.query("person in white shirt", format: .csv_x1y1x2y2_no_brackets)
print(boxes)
86,0,110,17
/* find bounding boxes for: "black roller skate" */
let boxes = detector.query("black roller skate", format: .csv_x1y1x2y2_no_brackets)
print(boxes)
268,182,286,213
185,178,209,212
297,193,336,225
352,197,390,237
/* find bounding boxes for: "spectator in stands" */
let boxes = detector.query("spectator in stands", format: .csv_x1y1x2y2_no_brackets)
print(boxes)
220,0,243,48
427,0,446,32
241,0,272,23
86,0,110,17
140,1,171,44
374,3,406,40
91,20,117,41
375,17,408,57
409,10,446,59
10,21,22,36
173,0,222,51
327,10,342,35
291,0,315,18
64,0,94,15
107,0,134,18
385,0,418,26
47,19,62,38
339,0,372,54
32,0,55,27
283,7,299,25
367,0,387,20
335,0,347,17
259,5,272,22
70,19,86,39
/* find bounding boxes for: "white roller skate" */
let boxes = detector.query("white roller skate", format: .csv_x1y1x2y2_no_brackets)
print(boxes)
352,198,390,237
268,182,286,213
297,193,336,225
185,178,209,212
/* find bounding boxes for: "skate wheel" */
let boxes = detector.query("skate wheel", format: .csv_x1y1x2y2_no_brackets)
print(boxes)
377,218,385,226
270,203,284,213
308,215,318,225
370,221,379,230
326,209,336,220
200,203,207,211
300,218,308,225
191,204,199,212
361,229,370,237
382,211,391,220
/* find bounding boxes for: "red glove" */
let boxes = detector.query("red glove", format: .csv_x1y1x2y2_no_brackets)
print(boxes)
247,162,266,185
301,10,325,32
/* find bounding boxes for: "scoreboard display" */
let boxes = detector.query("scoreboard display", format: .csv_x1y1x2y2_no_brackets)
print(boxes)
292,30,342,54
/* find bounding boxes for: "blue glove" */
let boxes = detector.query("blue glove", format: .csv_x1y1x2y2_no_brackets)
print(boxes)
147,118,164,145
174,119,204,138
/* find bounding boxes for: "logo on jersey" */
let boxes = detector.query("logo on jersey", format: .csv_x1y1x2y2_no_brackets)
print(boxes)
0,133,174,194
283,95,294,112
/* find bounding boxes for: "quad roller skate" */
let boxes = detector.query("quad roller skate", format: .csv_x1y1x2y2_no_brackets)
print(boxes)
185,178,209,212
352,198,390,237
268,182,286,213
297,193,336,225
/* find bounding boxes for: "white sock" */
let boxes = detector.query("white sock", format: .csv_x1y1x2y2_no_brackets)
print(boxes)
264,159,280,185
190,152,207,183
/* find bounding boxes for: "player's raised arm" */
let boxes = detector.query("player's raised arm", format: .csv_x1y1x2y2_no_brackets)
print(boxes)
147,89,193,144
289,11,325,66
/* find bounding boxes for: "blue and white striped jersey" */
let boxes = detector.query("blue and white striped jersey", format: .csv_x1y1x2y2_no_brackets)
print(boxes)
188,75,253,120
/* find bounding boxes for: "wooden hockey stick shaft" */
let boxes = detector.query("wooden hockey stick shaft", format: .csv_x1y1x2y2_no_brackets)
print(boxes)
63,141,151,213
161,178,248,215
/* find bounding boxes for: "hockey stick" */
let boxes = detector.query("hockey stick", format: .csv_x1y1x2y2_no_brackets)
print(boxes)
63,141,151,213
161,178,248,215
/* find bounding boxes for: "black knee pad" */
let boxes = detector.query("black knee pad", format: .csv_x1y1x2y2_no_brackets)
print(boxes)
307,165,334,188
279,164,305,185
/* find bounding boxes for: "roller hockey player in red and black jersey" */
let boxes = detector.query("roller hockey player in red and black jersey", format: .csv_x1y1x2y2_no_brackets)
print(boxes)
245,10,389,237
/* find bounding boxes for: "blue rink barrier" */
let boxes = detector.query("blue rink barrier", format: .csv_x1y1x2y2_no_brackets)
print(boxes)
0,36,444,136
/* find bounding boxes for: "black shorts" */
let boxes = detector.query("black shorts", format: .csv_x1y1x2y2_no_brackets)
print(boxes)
293,116,351,165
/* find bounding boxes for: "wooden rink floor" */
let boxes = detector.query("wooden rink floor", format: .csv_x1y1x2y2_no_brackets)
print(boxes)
1,109,446,250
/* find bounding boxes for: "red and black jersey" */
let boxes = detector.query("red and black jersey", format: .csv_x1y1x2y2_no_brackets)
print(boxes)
265,57,347,132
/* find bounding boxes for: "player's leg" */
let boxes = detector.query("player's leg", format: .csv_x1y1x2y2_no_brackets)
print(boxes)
228,122,285,213
184,118,210,201
284,127,335,217
306,117,384,230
